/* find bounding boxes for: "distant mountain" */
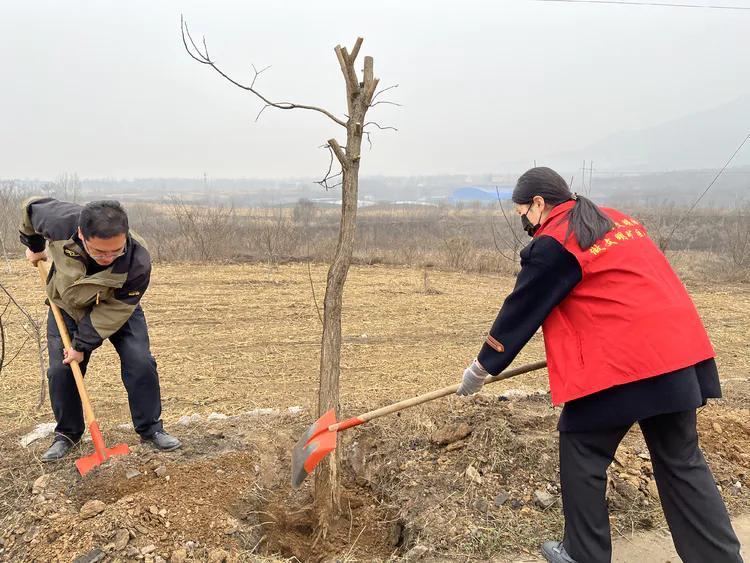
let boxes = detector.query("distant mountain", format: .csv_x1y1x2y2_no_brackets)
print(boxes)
544,94,750,172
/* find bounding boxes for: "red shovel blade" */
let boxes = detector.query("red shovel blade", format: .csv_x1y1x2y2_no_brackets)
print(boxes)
291,409,337,489
76,421,130,477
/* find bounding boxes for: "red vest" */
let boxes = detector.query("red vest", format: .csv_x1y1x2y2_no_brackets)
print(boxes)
537,201,715,405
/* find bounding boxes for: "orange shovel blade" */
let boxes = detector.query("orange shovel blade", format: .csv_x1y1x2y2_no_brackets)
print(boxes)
75,421,130,477
291,409,337,489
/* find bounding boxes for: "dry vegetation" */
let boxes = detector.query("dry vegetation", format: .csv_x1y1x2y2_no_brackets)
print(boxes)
1,257,749,561
0,183,748,560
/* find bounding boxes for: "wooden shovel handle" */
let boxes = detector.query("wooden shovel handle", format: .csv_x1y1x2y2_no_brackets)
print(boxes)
37,262,97,426
355,359,548,425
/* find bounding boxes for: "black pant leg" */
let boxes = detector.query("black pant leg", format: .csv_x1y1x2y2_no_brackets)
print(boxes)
639,410,743,563
46,307,91,442
108,306,163,437
560,424,631,563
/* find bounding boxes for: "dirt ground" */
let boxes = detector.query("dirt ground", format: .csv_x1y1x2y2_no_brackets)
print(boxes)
0,260,748,561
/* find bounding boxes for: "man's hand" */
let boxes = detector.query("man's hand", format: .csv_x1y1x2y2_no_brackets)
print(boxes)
26,247,47,266
457,359,490,396
62,347,84,365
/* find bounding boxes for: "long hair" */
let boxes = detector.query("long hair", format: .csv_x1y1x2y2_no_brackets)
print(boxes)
512,167,613,250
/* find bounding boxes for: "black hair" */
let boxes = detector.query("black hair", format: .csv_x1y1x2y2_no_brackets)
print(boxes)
511,166,613,250
79,200,129,239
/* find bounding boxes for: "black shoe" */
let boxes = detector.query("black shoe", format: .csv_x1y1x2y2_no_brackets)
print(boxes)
142,431,181,451
41,437,77,462
541,541,577,563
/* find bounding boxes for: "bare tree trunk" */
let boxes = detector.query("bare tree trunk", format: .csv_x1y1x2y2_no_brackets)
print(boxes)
314,43,377,532
315,144,361,525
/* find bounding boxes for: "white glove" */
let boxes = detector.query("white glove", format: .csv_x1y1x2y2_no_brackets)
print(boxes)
457,359,489,396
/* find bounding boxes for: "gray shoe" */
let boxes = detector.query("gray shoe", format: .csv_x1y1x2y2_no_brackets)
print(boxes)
142,431,181,451
41,438,76,462
541,541,577,563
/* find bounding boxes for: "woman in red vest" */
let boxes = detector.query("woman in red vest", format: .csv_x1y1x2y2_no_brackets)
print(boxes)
457,167,742,563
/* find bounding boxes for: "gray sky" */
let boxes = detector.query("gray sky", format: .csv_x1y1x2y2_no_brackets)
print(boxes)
2,0,749,180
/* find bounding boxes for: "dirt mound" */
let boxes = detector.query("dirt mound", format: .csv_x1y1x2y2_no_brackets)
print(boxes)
1,396,749,562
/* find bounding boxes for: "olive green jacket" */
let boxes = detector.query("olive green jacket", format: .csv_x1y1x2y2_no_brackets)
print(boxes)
19,197,151,353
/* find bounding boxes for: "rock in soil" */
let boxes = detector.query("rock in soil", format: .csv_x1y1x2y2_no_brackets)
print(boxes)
170,548,187,563
533,490,556,509
207,548,228,562
431,422,472,446
465,464,482,484
79,500,106,519
31,474,51,495
72,548,105,563
113,529,130,551
495,491,510,507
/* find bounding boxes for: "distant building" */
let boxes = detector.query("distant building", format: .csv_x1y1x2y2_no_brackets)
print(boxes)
450,186,513,203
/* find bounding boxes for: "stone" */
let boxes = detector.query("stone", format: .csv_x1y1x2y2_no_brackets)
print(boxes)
125,469,141,480
613,448,628,467
72,548,105,563
494,492,510,507
713,422,723,434
431,422,472,446
614,479,640,500
404,545,429,560
32,474,51,495
207,548,228,562
113,529,130,550
465,465,482,484
80,500,106,519
533,490,556,509
170,548,187,563
22,526,39,543
154,466,167,478
472,498,489,513
141,544,156,555
647,480,660,499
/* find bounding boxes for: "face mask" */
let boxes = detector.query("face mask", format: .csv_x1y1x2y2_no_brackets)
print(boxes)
521,207,541,237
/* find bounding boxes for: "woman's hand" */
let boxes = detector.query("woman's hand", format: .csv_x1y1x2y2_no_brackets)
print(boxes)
457,359,489,396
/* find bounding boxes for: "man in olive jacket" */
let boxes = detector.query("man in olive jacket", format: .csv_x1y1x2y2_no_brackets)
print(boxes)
20,197,181,461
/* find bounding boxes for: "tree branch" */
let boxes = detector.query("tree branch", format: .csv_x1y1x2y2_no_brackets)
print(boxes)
328,138,347,167
181,15,347,128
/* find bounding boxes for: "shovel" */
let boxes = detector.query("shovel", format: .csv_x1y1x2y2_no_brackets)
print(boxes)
37,262,130,476
291,359,547,488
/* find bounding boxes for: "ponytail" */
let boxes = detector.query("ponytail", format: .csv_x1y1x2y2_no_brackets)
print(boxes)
565,195,614,250
512,167,614,250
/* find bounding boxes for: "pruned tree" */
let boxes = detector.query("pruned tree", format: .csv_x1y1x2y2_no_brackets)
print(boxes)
0,281,47,408
181,18,396,530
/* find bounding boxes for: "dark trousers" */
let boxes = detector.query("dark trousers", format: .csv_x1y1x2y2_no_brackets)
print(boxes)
47,305,163,442
560,409,742,563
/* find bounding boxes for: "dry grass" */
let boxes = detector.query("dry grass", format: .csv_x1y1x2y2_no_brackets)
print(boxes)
1,260,748,435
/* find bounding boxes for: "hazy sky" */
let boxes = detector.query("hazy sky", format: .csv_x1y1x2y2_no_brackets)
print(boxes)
2,0,749,180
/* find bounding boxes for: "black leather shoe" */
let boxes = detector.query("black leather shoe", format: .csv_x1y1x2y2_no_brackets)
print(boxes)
541,541,577,563
142,431,182,451
41,438,76,462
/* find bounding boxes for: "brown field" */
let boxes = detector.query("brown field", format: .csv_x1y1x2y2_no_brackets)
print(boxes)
1,260,749,561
